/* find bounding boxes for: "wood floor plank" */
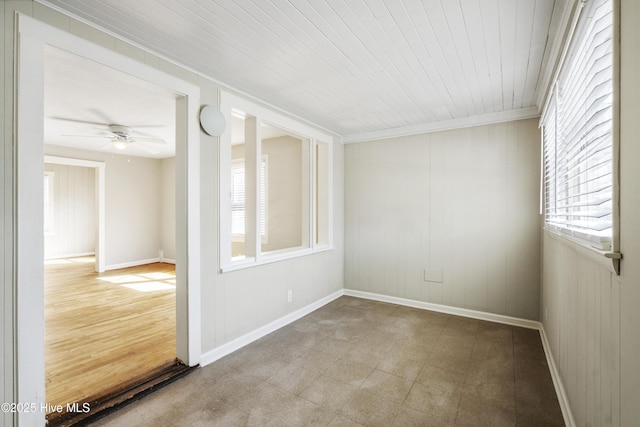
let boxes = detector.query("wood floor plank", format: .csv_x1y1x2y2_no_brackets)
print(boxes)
45,257,176,409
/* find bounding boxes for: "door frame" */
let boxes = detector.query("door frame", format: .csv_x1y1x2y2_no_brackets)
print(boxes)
43,156,106,273
16,14,201,425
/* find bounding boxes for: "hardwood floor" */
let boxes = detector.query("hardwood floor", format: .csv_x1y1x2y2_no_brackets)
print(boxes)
45,257,176,410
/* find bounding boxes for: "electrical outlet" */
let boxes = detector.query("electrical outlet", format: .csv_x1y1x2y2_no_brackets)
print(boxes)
287,290,293,303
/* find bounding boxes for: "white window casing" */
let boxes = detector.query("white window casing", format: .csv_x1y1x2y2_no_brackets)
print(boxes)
540,0,621,273
219,91,334,272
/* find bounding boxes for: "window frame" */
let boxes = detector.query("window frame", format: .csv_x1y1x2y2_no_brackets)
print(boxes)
540,0,621,274
219,91,334,272
540,0,617,251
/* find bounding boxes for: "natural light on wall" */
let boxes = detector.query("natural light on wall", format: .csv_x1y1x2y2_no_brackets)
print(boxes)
541,0,616,253
219,91,333,272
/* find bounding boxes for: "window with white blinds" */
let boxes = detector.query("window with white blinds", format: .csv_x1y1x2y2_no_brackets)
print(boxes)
541,0,613,250
230,158,267,238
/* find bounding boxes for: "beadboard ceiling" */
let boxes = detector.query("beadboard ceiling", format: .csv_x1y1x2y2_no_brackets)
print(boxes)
41,0,568,143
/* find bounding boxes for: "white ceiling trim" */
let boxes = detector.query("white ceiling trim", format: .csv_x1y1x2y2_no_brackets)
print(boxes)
342,107,540,144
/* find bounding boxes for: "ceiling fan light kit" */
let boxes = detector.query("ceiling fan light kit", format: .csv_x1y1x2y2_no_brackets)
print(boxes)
109,125,133,150
112,135,130,150
199,105,226,137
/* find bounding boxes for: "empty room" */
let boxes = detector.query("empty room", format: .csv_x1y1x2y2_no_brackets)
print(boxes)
2,0,640,426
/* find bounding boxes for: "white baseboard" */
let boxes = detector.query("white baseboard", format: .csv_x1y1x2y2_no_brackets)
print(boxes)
161,258,176,265
343,289,541,330
105,258,161,271
200,289,344,367
539,325,576,427
45,251,95,260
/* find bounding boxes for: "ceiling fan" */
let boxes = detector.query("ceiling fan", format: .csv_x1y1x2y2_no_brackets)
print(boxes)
58,122,167,154
104,124,162,151
49,107,169,155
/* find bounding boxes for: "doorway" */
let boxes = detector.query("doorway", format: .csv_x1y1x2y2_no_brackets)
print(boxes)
16,14,201,426
42,150,176,414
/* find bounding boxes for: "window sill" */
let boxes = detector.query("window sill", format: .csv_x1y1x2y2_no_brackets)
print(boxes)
221,245,334,273
231,235,269,244
543,227,622,275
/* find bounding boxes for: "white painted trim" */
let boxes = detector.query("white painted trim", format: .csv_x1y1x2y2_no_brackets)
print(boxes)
342,107,540,144
219,91,335,273
220,246,334,273
104,258,164,271
343,289,541,329
16,30,47,426
45,252,95,260
544,228,618,275
16,15,202,423
43,156,103,169
200,290,344,367
539,325,577,427
44,155,106,273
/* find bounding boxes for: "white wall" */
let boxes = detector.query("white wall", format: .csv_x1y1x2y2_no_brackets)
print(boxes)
541,231,621,426
345,118,541,320
44,163,96,259
540,0,640,425
1,3,344,424
43,145,173,268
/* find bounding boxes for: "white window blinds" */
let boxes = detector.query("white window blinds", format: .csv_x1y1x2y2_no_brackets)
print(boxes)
230,159,267,237
541,0,613,249
230,162,246,236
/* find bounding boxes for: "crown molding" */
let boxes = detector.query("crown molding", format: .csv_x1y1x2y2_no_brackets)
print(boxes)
342,107,540,144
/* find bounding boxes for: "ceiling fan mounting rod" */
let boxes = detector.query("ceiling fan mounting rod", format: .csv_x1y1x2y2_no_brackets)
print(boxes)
109,124,132,138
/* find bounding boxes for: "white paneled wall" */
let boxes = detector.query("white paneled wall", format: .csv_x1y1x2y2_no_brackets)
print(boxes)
345,118,541,320
44,163,96,259
542,230,621,426
44,145,172,268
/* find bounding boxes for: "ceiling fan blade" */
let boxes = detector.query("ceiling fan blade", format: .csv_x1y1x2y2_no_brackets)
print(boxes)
87,109,167,129
49,116,109,126
61,134,110,139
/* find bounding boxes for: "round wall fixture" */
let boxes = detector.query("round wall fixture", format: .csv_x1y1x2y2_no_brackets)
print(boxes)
199,105,226,136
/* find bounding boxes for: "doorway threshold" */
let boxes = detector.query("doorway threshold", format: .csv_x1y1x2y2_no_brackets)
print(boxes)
46,360,196,427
